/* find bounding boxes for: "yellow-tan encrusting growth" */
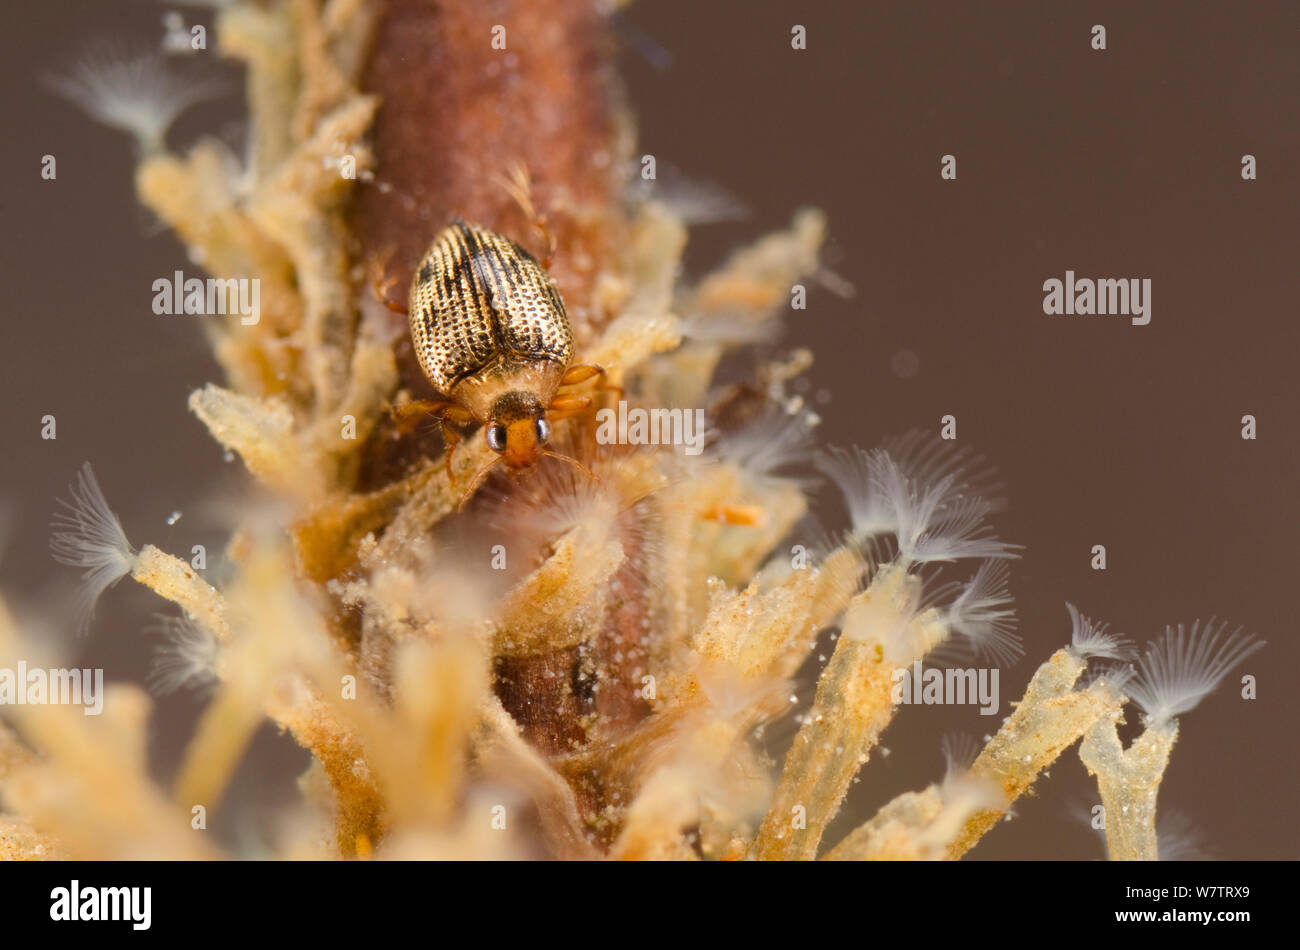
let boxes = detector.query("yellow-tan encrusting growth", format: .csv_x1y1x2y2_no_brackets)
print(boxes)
1078,716,1176,861
945,650,1125,858
752,564,943,860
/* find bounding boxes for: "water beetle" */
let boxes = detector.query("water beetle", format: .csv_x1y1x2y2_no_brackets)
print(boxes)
384,219,609,501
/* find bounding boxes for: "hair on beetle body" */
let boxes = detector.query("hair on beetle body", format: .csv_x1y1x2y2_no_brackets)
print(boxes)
382,219,612,506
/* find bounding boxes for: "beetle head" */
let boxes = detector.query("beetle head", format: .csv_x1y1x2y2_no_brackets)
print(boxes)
457,390,598,510
486,391,550,469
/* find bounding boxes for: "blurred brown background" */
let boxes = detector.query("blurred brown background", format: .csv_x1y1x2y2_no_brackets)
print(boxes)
1,1,1296,858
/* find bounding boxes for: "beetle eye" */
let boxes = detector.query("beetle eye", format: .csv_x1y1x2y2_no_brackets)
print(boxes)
535,418,551,445
486,424,507,453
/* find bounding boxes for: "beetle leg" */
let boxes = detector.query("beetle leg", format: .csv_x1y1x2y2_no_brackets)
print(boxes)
369,248,409,315
437,405,477,486
390,398,454,435
559,363,624,400
440,422,462,485
537,216,556,271
498,162,556,269
547,392,592,421
560,362,602,386
389,399,477,486
528,207,556,272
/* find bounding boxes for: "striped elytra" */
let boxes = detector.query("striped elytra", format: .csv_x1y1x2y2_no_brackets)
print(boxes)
408,220,574,395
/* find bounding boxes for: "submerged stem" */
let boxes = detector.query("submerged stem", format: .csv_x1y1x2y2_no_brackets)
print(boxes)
1079,716,1177,860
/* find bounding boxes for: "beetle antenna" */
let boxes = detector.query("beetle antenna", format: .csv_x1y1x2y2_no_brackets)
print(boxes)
458,456,502,510
541,451,600,484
